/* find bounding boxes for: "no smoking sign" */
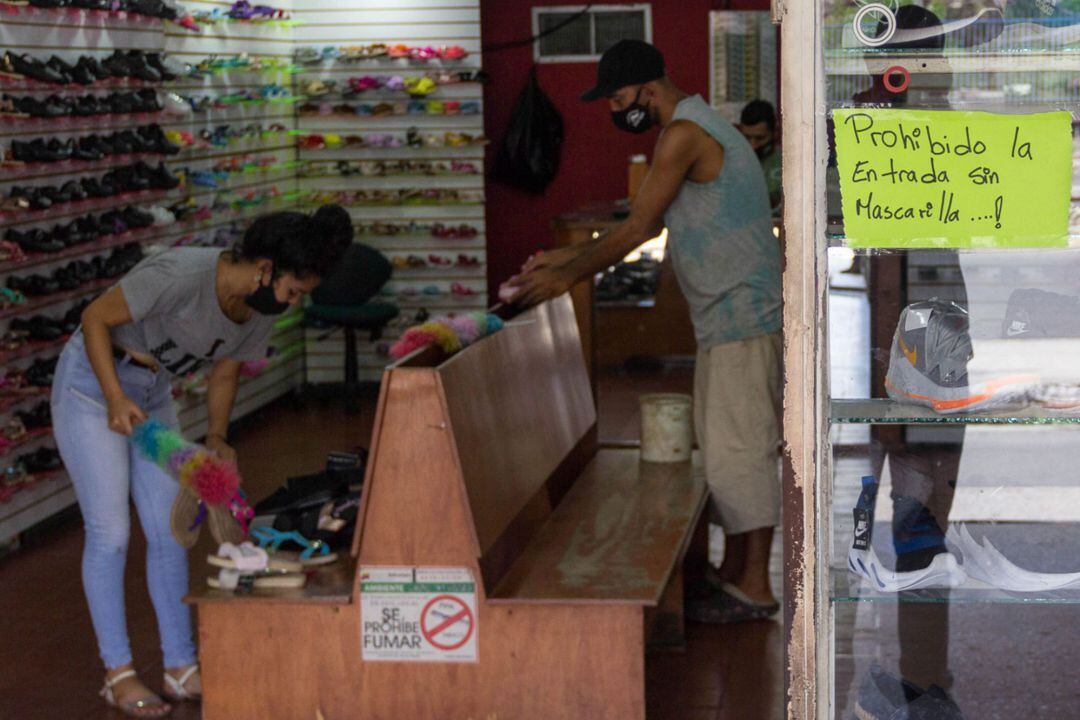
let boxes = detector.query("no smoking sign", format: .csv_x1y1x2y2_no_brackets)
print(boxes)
360,567,479,663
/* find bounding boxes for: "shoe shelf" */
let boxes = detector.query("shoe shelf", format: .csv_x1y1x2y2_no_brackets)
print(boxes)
830,398,1080,425
0,388,49,415
830,569,1080,605
0,75,163,93
0,2,165,26
0,187,176,224
0,110,166,130
0,468,73,542
0,224,163,275
0,335,68,366
0,277,111,322
0,426,52,463
0,152,181,183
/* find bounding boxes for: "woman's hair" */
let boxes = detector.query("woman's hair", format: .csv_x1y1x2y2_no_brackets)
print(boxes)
234,204,352,279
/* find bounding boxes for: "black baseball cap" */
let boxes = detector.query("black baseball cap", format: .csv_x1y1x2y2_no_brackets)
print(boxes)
580,40,665,101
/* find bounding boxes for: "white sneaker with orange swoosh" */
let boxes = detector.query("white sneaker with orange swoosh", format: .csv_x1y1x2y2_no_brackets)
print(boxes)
885,300,1035,414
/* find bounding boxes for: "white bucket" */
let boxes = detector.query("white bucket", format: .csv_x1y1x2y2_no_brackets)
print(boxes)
639,393,693,463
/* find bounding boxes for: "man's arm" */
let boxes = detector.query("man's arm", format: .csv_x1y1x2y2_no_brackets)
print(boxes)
510,121,704,306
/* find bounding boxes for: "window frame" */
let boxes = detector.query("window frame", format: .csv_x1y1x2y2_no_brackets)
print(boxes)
531,4,653,64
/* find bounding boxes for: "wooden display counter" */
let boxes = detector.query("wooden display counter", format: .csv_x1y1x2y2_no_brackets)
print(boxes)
189,295,709,719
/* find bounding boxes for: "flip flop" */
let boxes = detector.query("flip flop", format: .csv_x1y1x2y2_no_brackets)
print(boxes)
207,541,303,572
250,526,338,565
686,582,779,624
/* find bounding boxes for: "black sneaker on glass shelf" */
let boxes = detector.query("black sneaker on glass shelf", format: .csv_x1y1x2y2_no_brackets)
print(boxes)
20,447,63,474
45,56,78,85
10,316,64,342
17,401,52,430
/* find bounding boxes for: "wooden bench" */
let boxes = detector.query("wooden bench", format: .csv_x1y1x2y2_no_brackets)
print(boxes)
191,295,709,719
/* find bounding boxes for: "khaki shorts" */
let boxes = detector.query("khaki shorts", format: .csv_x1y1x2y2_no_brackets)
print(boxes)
693,331,782,535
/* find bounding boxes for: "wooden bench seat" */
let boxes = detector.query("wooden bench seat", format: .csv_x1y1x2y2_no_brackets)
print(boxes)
192,295,708,720
491,449,706,605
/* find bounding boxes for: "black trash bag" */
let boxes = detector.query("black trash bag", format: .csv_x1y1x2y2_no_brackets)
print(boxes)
491,66,564,193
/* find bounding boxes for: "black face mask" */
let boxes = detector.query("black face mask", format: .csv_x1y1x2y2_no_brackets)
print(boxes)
611,88,655,134
245,280,289,316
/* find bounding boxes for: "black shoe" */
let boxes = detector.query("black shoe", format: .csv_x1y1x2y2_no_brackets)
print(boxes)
8,140,58,163
102,132,135,156
5,228,64,254
74,136,105,161
24,357,58,389
45,56,77,85
73,95,101,117
121,206,155,229
74,214,102,241
144,53,177,81
134,161,180,190
62,299,90,333
20,447,62,472
81,177,115,199
72,0,110,8
52,266,82,291
16,401,52,430
133,88,162,112
3,52,67,84
60,180,88,203
9,187,51,210
50,220,85,247
65,56,98,86
116,130,152,154
29,0,69,8
76,55,109,82
11,316,64,342
41,94,74,117
138,124,180,155
105,91,136,114
104,166,149,193
8,273,60,297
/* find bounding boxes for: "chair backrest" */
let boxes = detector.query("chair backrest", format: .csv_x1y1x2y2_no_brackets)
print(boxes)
311,243,392,306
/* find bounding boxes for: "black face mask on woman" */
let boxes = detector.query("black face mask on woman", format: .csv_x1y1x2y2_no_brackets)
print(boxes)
611,88,655,134
245,278,289,316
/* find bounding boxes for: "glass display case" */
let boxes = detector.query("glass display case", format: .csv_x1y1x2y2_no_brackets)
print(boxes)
781,1,1080,717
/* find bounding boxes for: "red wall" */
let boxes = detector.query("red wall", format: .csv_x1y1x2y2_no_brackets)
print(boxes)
480,0,768,294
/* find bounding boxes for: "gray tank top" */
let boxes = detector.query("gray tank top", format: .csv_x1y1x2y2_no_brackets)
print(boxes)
663,95,782,348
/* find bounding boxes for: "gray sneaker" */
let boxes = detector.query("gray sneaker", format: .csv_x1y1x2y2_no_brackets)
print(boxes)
855,665,965,720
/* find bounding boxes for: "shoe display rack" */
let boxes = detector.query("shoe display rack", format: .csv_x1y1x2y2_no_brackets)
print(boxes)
783,2,1080,718
290,0,487,384
0,0,303,540
162,0,304,439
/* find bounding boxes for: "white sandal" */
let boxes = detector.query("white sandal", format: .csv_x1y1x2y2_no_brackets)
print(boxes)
100,669,172,717
163,664,201,702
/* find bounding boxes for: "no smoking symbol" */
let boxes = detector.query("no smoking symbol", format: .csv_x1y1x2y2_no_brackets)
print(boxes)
420,595,474,651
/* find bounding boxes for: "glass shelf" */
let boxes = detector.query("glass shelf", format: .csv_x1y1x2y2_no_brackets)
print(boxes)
831,570,1080,604
825,52,1080,75
831,398,1080,424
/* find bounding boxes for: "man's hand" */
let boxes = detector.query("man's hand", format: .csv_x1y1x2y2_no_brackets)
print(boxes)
507,264,576,307
205,434,238,465
522,245,581,274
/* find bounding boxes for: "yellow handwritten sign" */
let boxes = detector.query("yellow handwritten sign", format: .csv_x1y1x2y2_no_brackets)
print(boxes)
834,109,1072,248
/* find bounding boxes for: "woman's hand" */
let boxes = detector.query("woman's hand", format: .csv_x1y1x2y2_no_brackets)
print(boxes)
106,394,147,436
205,434,238,465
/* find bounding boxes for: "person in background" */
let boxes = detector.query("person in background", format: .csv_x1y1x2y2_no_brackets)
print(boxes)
509,40,782,624
51,205,352,717
738,99,782,211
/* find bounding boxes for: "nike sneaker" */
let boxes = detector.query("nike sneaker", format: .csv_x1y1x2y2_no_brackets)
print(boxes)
885,300,1034,414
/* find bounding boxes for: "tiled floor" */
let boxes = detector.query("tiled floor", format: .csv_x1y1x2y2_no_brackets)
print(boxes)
0,372,785,720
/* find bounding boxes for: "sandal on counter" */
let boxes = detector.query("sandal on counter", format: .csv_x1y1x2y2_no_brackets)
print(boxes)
100,670,172,718
208,567,307,590
207,540,302,572
250,526,338,565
